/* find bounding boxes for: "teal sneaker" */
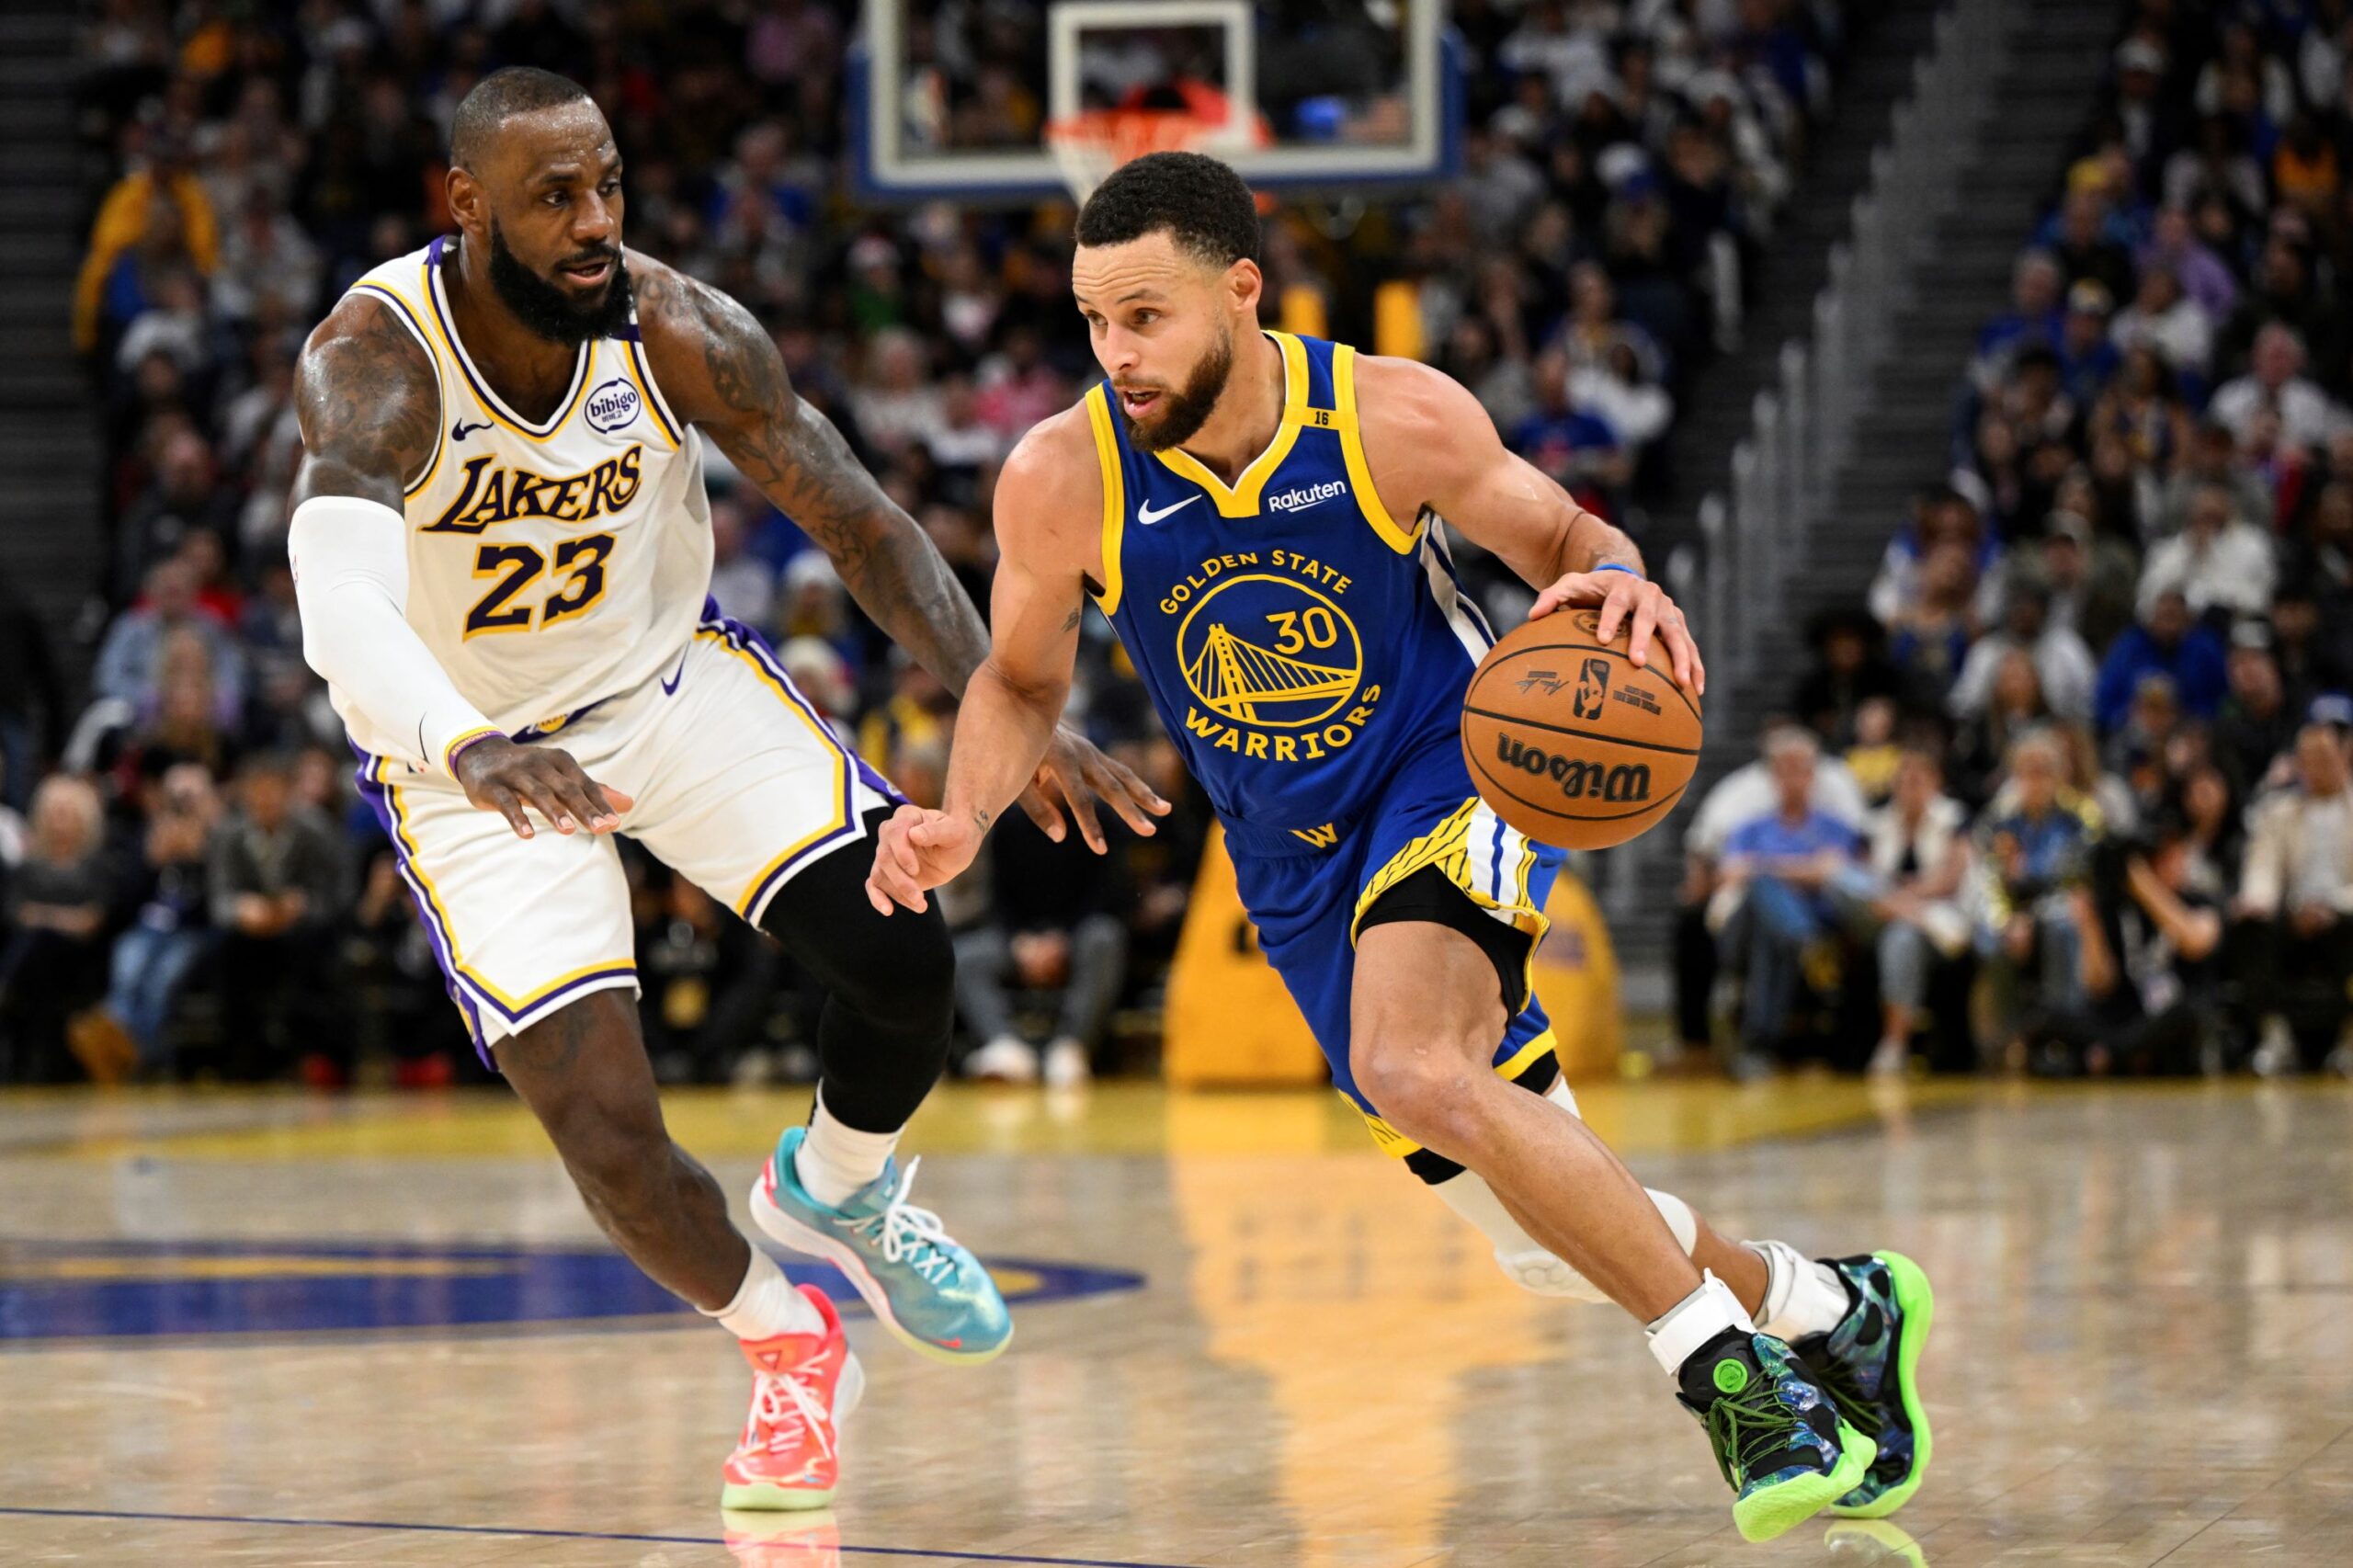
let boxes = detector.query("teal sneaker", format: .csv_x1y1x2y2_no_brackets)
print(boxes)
1677,1328,1875,1543
750,1127,1013,1366
1799,1251,1935,1519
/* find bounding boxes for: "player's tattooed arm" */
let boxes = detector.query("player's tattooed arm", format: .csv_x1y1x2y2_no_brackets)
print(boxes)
636,263,992,697
639,260,1166,853
1354,353,1703,693
289,294,440,506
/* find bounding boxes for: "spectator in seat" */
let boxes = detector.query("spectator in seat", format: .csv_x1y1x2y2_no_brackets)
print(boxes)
1952,648,2052,810
91,555,245,720
1711,727,1867,1074
111,426,243,603
2096,587,2229,733
2268,584,2353,718
2110,263,2213,380
1887,541,1981,699
0,776,114,1081
2072,816,2227,1075
74,134,218,358
1971,249,2063,391
2154,419,2272,540
1513,347,1631,519
2213,622,2301,796
2054,280,2122,408
74,760,220,1083
1677,720,1870,1059
1870,486,2005,634
1841,744,1974,1075
2137,203,2237,324
208,751,347,1083
1790,607,1908,750
2234,723,2353,1073
2015,508,2137,654
1951,582,2097,725
2136,481,2276,620
2210,324,2343,455
1976,728,2105,1054
956,808,1131,1091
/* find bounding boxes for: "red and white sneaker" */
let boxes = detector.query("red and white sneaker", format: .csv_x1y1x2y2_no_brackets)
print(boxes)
718,1285,865,1510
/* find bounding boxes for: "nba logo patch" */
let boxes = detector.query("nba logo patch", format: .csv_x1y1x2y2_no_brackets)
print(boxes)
585,378,642,434
1573,658,1611,721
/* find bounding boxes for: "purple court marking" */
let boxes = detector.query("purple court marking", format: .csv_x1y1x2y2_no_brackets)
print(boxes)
0,1506,1205,1568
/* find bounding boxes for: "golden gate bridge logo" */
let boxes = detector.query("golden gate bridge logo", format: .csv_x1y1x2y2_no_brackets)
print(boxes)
1176,574,1364,728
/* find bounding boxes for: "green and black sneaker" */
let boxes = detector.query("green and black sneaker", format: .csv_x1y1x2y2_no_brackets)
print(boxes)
1677,1327,1875,1544
1795,1251,1936,1518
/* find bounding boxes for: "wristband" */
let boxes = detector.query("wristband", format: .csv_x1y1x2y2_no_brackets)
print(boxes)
1592,562,1645,580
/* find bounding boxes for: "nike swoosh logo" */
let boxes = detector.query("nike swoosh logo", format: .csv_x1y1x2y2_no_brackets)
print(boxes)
1137,494,1201,526
450,419,494,441
659,647,689,696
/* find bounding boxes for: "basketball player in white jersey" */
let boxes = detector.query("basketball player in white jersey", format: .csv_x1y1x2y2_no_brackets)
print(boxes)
286,68,1165,1511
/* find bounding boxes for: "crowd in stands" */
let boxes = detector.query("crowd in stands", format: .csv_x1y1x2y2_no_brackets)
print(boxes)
1677,0,2353,1079
1,0,1856,1085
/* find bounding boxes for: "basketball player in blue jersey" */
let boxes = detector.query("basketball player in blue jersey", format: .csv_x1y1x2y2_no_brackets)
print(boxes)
869,153,1935,1542
284,69,1165,1512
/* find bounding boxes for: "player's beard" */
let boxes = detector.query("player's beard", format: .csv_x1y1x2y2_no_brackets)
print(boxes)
1122,324,1233,452
485,218,635,346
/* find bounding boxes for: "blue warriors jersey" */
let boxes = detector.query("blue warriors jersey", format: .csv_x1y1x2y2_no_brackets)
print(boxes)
1090,332,1498,839
1081,333,1568,1154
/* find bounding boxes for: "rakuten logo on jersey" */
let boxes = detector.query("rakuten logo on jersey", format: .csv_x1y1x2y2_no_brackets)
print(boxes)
1267,480,1347,514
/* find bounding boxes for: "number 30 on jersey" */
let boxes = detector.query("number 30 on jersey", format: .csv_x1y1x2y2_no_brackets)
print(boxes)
464,532,615,638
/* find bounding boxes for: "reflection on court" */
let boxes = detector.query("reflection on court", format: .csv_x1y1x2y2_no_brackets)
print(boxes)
3,1078,2350,1564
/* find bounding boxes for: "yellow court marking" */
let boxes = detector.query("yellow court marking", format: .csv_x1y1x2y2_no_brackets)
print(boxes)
31,1077,2002,1165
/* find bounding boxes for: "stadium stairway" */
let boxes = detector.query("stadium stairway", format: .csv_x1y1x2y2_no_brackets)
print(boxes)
0,0,104,669
1604,0,2118,1002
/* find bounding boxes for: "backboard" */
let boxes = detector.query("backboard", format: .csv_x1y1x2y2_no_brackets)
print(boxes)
851,0,1461,204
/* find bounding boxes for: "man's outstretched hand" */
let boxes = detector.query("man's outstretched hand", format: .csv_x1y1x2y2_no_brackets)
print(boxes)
453,735,633,839
867,804,983,915
1016,724,1171,852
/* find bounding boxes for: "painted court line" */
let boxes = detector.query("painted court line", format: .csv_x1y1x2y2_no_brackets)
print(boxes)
0,1506,1204,1568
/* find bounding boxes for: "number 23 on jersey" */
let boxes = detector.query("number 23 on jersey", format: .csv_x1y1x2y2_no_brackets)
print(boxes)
464,532,616,638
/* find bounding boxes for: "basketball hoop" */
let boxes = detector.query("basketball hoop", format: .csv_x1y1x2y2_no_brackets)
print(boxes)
1046,107,1253,201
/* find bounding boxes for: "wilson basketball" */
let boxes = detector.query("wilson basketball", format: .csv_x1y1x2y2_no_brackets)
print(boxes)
1461,608,1702,850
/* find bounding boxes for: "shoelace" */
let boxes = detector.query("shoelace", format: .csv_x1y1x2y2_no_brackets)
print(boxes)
1810,1353,1883,1440
845,1158,961,1286
1704,1381,1818,1492
748,1355,835,1460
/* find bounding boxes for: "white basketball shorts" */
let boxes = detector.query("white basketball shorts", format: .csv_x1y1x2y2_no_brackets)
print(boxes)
354,605,896,1058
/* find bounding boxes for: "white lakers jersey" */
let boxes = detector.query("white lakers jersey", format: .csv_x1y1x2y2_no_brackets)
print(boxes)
332,236,710,765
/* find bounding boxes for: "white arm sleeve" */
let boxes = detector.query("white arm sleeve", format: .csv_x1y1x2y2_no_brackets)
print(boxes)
288,494,500,777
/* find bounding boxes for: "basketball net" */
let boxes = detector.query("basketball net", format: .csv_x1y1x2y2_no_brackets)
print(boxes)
1045,92,1261,202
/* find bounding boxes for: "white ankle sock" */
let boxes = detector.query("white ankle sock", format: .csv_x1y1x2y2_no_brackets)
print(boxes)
703,1246,824,1341
1746,1238,1853,1341
1645,1270,1755,1377
793,1092,904,1210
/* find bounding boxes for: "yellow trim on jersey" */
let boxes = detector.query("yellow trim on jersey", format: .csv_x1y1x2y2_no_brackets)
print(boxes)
1151,332,1313,517
1350,796,1552,990
1357,1028,1560,1159
694,630,855,915
374,757,636,1017
1332,342,1421,554
423,251,592,444
346,282,447,497
617,337,681,452
1084,384,1127,616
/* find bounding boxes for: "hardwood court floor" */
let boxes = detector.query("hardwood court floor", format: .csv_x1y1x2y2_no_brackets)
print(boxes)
2,1075,2350,1567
